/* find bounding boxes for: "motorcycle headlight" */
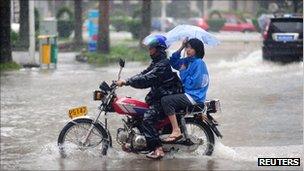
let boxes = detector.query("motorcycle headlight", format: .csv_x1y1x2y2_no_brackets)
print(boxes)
93,90,106,101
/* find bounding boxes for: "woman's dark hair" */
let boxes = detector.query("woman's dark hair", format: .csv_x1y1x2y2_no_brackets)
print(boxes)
187,38,205,58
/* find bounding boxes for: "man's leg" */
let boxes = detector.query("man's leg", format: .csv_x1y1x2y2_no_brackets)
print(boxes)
141,108,162,151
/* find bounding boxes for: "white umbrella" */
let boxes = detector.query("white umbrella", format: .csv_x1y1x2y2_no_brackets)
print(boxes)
164,24,220,47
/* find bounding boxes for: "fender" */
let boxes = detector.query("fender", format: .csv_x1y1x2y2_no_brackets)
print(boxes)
67,117,113,147
200,115,223,138
188,115,222,138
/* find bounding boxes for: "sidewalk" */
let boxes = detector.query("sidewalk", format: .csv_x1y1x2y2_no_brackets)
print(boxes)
13,31,262,65
12,51,40,65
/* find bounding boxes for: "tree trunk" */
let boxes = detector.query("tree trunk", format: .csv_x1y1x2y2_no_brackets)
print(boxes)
74,0,83,49
293,0,299,13
19,0,29,48
97,0,110,53
123,0,130,16
230,0,238,11
139,0,151,47
0,0,12,63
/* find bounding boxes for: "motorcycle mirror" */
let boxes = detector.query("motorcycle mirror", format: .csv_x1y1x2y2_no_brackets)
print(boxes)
119,59,125,68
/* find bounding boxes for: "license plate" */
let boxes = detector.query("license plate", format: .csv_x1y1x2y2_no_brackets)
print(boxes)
277,35,294,41
68,106,88,119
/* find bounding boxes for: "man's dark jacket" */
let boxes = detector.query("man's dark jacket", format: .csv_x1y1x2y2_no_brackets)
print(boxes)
126,53,183,107
125,51,184,150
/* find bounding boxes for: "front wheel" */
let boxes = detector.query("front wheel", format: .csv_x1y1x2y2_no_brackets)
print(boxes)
57,118,109,157
185,118,215,155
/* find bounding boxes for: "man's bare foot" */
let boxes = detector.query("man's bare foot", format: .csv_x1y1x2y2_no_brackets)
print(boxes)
146,147,165,160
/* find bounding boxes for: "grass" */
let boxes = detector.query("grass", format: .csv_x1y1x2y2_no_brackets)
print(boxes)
85,44,150,66
0,62,21,72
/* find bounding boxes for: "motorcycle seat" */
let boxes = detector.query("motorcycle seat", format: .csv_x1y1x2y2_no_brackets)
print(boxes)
187,103,205,112
177,99,220,114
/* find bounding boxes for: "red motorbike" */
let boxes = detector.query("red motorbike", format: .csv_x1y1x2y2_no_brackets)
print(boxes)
58,59,222,157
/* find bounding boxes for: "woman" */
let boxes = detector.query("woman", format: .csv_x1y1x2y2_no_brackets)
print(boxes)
161,38,209,142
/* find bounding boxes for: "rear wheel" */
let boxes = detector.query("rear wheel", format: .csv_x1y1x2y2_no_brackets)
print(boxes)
57,118,109,157
185,118,215,155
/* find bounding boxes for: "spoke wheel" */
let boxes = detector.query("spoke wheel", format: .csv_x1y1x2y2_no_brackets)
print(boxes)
58,118,108,157
185,118,214,155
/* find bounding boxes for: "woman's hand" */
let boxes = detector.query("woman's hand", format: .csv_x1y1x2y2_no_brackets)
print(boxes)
115,79,126,87
178,37,188,52
182,37,188,47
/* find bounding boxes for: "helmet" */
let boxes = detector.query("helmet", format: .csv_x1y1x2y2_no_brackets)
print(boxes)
143,35,167,49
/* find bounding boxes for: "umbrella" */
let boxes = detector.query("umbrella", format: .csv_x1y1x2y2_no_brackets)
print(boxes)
164,24,220,47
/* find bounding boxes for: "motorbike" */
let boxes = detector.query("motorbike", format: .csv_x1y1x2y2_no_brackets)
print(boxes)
57,59,222,157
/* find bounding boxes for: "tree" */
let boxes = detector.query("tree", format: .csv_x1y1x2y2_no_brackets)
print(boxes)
74,0,83,49
97,0,110,53
230,0,238,11
19,0,29,48
292,0,302,13
0,0,12,63
139,0,151,46
167,1,191,18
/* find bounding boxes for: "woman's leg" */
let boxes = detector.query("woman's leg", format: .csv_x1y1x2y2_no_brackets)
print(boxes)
161,94,192,141
168,114,181,137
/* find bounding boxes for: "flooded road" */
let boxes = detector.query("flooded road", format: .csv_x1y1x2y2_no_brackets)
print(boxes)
1,42,303,170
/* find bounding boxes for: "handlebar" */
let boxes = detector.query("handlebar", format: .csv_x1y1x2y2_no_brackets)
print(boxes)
111,81,118,89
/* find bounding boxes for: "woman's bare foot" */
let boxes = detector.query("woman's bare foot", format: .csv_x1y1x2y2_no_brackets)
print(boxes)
170,129,182,137
163,129,183,143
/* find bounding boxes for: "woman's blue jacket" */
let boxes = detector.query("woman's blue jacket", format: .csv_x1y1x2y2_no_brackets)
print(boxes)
169,51,209,103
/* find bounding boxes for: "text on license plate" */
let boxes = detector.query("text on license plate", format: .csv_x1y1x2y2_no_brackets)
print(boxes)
68,106,88,119
277,35,294,41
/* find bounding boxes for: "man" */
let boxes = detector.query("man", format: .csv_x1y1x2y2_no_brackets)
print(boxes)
115,35,183,159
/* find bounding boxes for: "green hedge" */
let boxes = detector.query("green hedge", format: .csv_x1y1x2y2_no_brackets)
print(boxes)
57,20,74,38
85,44,149,66
0,62,21,71
11,30,19,45
56,7,74,38
111,16,131,32
207,19,226,32
127,19,141,39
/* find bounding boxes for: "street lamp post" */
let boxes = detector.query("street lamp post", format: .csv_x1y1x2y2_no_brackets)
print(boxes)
161,0,166,32
29,0,36,65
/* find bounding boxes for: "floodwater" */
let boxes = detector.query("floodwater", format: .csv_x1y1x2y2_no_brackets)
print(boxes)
1,42,303,170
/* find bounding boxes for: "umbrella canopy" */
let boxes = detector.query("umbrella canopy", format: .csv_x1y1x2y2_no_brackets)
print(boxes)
164,24,220,47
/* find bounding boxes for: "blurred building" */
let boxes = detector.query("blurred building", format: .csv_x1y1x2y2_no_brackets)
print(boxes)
191,0,258,17
11,0,19,23
10,0,74,23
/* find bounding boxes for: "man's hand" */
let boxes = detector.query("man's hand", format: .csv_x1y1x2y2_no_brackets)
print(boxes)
115,79,126,87
180,64,186,70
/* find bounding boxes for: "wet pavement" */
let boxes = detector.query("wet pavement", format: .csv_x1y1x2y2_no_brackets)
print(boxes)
1,41,303,170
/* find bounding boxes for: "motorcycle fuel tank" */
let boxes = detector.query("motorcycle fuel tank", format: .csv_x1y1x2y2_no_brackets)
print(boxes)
112,97,149,116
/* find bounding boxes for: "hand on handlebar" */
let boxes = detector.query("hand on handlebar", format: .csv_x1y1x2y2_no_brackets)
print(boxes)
115,79,126,87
